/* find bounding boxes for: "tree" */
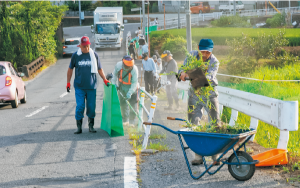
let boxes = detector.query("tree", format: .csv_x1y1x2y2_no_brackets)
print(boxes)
66,1,92,11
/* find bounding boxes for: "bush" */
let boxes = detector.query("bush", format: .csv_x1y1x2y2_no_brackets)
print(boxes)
226,58,260,75
161,36,188,60
266,13,285,28
211,15,251,28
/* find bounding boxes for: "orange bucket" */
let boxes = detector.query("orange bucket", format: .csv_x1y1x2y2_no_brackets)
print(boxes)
252,149,288,167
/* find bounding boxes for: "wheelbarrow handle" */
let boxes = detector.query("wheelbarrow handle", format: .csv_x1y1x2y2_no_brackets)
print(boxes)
143,122,152,125
143,122,179,135
167,117,187,122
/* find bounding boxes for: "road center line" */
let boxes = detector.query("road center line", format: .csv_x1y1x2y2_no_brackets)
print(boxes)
25,106,49,118
60,92,68,98
124,156,138,188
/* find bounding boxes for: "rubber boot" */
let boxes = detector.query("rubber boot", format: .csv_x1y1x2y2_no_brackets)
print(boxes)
88,118,97,133
74,119,83,134
191,153,203,165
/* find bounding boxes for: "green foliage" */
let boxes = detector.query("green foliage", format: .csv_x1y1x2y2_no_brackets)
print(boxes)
66,1,92,11
119,1,135,15
0,1,68,68
102,1,118,7
219,63,300,153
211,15,251,28
266,13,285,28
161,36,188,60
91,1,103,10
152,27,300,46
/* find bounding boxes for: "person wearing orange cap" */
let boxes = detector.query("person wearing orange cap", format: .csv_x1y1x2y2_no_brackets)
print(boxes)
111,55,139,126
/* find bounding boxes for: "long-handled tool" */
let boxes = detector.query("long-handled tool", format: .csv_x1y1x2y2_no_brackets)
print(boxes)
118,90,143,123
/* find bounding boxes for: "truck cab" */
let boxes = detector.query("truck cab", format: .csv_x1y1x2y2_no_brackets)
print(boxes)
190,2,210,14
92,7,124,50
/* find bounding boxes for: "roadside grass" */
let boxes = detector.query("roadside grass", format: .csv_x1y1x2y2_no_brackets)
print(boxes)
147,141,170,151
218,63,300,179
149,133,166,140
151,27,300,46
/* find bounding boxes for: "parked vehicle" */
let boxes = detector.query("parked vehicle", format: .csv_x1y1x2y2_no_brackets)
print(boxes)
190,2,210,14
63,37,81,57
219,1,244,12
91,7,124,50
0,62,26,108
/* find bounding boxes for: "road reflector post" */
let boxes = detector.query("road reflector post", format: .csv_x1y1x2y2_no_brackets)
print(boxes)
101,84,124,137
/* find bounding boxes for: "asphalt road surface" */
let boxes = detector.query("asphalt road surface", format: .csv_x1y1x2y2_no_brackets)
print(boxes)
0,23,292,188
0,23,141,187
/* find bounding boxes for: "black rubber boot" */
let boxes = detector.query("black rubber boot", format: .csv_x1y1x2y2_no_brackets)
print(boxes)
74,119,82,134
88,118,97,133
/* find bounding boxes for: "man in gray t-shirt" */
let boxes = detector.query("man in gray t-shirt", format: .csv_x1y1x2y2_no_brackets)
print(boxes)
160,50,179,110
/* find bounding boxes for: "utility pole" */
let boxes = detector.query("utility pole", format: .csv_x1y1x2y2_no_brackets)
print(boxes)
186,0,192,52
79,0,81,26
178,1,181,29
147,0,150,56
142,0,146,36
233,0,236,15
163,3,166,30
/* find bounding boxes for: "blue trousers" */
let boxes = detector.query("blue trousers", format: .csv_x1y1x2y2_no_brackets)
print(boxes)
75,88,97,120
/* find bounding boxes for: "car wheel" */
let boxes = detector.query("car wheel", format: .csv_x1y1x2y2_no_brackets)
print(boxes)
20,88,27,104
11,91,19,108
117,47,121,50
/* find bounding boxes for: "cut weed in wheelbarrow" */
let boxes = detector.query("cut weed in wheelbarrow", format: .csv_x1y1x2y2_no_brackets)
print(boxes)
144,117,259,181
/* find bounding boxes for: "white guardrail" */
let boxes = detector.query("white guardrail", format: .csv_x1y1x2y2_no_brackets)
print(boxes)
177,81,298,150
156,6,300,31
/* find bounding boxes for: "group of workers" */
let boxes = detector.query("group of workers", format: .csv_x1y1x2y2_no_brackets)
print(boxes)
67,33,220,165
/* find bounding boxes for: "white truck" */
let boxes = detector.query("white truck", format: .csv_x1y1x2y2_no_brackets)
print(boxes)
91,7,124,50
219,1,244,12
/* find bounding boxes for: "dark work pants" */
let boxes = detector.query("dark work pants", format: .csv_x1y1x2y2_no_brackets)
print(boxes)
188,88,220,161
187,88,220,125
128,48,136,59
166,81,179,107
144,71,154,94
119,91,138,124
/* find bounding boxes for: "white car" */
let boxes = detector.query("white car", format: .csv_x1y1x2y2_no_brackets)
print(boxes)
63,38,81,57
219,1,244,12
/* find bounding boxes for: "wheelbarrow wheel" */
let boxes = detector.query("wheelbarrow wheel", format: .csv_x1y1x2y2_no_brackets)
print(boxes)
228,151,255,181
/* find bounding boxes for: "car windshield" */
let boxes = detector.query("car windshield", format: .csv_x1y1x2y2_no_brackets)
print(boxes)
65,40,80,45
203,2,209,6
0,65,6,75
96,23,120,34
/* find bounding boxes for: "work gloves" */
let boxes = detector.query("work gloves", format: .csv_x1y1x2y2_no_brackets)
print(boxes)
126,92,132,99
103,79,110,87
66,83,71,92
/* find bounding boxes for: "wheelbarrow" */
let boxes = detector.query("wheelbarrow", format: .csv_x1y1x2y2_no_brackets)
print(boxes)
143,117,259,181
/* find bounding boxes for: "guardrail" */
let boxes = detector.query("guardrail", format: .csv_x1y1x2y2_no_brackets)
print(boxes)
22,56,45,77
126,31,131,56
155,6,300,31
177,81,298,150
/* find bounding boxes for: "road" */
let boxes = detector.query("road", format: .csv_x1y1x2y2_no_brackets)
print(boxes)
0,23,292,188
0,23,141,187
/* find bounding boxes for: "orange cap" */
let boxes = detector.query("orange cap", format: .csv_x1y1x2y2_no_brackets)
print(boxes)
123,59,134,67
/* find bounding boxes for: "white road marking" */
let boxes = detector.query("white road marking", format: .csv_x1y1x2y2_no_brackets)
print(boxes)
25,106,49,118
60,92,69,98
124,156,138,188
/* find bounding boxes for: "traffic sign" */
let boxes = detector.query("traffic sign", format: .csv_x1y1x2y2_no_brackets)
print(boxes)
131,7,141,12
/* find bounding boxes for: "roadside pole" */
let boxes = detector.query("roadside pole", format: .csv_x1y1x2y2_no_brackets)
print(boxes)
178,1,181,29
79,0,81,26
186,0,192,52
143,0,146,36
163,3,166,30
234,0,236,15
147,0,150,56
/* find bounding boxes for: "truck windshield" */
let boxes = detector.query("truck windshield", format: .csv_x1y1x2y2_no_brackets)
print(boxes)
96,23,120,34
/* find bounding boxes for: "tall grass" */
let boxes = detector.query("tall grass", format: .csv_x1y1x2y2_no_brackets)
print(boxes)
218,63,300,153
151,28,300,46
